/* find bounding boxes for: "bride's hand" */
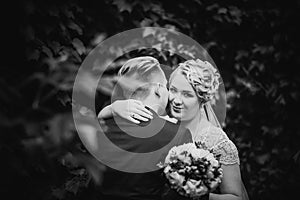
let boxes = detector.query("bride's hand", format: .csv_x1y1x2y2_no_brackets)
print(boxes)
111,99,153,124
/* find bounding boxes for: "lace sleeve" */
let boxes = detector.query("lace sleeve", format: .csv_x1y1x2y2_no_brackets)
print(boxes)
213,139,240,165
194,123,240,165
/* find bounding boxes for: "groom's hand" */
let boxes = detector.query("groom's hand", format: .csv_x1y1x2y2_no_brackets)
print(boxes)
111,99,153,124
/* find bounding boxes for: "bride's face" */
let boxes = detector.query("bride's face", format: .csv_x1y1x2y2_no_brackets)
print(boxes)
168,72,200,121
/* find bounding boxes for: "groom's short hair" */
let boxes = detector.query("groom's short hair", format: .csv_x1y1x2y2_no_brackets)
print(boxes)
115,56,165,100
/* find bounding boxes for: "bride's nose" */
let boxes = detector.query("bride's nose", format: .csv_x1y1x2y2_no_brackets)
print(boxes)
173,95,183,105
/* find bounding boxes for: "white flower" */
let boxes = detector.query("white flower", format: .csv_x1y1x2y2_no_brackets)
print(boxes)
165,143,196,164
182,185,191,194
195,185,208,196
190,148,210,159
167,172,185,186
185,180,197,193
207,171,214,179
205,152,214,160
177,143,197,152
181,155,192,165
210,159,219,167
164,145,181,163
161,142,223,198
209,180,219,190
164,165,172,174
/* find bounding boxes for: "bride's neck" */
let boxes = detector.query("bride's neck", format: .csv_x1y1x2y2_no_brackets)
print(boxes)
181,111,202,135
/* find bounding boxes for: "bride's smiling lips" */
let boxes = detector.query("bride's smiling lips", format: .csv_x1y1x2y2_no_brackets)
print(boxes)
171,104,183,113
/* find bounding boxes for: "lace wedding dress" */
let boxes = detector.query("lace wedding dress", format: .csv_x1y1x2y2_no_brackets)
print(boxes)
193,120,240,165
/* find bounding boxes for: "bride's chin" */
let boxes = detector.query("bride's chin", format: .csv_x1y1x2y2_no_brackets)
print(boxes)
170,110,182,120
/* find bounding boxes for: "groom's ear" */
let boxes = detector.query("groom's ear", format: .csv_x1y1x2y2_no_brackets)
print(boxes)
154,84,161,98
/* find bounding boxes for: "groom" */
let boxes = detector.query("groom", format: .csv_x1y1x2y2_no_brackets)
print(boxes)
98,56,193,200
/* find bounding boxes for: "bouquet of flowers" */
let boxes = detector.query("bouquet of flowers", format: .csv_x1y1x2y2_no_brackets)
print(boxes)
158,142,223,199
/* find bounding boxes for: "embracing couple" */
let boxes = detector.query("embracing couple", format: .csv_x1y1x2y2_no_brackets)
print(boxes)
97,56,249,200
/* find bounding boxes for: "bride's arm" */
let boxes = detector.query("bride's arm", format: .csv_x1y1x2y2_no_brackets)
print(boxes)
209,164,249,200
205,128,249,200
97,99,153,123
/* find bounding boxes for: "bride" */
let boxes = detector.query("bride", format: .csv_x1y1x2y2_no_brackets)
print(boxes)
98,59,249,200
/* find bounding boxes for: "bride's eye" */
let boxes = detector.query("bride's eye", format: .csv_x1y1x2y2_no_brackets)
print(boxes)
183,92,193,98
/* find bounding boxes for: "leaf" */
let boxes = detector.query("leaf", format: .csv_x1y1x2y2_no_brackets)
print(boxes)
143,27,157,37
43,113,75,146
206,3,219,11
235,50,249,61
48,41,62,55
63,8,75,19
52,188,66,200
228,6,243,25
236,77,260,94
42,46,53,58
112,0,133,13
68,22,83,35
218,8,227,14
253,45,274,54
274,94,286,105
72,38,86,55
136,0,153,12
256,154,270,165
140,18,154,27
293,151,300,165
91,33,106,46
65,176,81,194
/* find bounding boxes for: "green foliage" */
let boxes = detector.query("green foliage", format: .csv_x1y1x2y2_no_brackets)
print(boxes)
1,0,299,200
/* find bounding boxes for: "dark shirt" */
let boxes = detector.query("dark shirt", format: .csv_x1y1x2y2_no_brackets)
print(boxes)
99,108,193,200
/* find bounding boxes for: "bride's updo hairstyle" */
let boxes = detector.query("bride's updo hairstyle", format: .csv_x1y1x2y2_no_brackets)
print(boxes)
169,59,220,104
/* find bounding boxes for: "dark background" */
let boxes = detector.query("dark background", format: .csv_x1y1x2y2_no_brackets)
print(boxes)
1,0,300,200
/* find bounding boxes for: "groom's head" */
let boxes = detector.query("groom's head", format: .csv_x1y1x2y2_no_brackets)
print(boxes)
115,56,168,115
